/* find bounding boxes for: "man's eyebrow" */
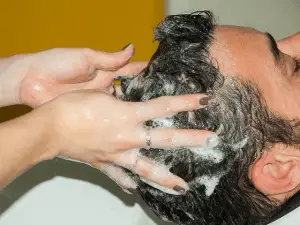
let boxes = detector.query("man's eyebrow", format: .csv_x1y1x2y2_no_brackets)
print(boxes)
265,32,280,64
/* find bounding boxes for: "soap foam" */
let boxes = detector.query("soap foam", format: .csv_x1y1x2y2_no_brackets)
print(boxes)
185,212,195,221
196,175,222,196
189,146,224,163
232,137,248,151
188,111,196,124
164,83,175,95
151,117,175,128
188,134,223,163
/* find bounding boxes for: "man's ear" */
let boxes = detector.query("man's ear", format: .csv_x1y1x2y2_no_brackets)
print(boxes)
251,151,300,201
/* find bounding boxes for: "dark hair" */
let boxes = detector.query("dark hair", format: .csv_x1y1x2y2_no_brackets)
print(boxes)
119,11,300,225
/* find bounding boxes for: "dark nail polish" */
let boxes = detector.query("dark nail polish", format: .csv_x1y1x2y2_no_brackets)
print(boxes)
122,43,131,51
199,96,213,105
173,185,186,194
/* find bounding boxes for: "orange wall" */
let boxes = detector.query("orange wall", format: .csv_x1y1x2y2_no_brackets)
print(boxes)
0,0,164,120
0,0,164,59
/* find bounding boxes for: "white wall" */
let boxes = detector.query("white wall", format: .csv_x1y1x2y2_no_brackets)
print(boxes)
166,0,300,39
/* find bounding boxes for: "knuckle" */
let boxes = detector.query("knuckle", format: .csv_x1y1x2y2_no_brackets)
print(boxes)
162,129,176,148
114,134,133,151
138,168,151,178
94,152,112,163
135,158,151,178
157,96,173,112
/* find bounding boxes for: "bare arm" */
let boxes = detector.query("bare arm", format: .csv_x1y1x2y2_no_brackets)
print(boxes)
0,106,56,188
0,89,213,194
0,47,214,194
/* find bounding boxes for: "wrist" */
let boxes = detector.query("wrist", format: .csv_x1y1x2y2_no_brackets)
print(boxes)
23,104,61,163
0,102,59,187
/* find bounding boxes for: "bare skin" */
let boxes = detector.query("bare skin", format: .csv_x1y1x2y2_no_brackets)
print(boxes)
0,105,55,188
0,45,214,194
0,44,146,107
209,28,300,203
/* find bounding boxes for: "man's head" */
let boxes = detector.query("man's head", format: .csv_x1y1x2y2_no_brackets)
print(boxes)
120,11,300,225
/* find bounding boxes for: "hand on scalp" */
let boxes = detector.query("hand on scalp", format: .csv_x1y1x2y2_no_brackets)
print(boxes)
50,90,215,195
13,43,218,194
277,32,300,59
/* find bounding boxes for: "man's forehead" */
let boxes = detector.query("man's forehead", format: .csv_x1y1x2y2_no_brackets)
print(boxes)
209,25,300,120
211,25,275,55
209,25,277,78
214,25,263,38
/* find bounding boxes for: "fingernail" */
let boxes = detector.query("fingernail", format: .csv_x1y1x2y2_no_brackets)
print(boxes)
205,134,220,148
141,178,184,195
122,43,132,51
199,96,214,106
173,185,186,194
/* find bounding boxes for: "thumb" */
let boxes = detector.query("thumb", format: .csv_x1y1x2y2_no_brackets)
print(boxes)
277,32,300,58
90,44,135,71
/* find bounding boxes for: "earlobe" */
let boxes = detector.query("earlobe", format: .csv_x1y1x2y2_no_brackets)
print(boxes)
251,151,300,200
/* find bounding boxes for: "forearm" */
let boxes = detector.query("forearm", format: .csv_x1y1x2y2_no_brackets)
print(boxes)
0,54,30,107
0,107,58,188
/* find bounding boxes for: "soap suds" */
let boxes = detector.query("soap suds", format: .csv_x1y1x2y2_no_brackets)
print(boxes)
164,83,175,95
188,134,223,163
58,156,137,190
216,124,224,135
188,111,196,124
205,134,220,148
188,82,196,90
141,93,153,101
185,212,195,221
100,164,137,190
179,73,189,83
160,215,171,222
151,117,175,128
232,137,248,151
189,146,224,163
196,175,222,196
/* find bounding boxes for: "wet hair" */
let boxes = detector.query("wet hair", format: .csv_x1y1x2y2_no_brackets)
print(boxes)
118,11,300,225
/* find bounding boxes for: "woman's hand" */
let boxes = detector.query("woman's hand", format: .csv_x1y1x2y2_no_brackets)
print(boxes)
277,32,300,59
46,90,215,195
0,45,147,107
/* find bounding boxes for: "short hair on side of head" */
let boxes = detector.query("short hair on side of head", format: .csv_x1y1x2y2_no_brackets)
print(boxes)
118,11,300,225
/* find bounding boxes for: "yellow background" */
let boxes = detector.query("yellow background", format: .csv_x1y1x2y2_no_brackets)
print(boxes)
0,0,164,121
